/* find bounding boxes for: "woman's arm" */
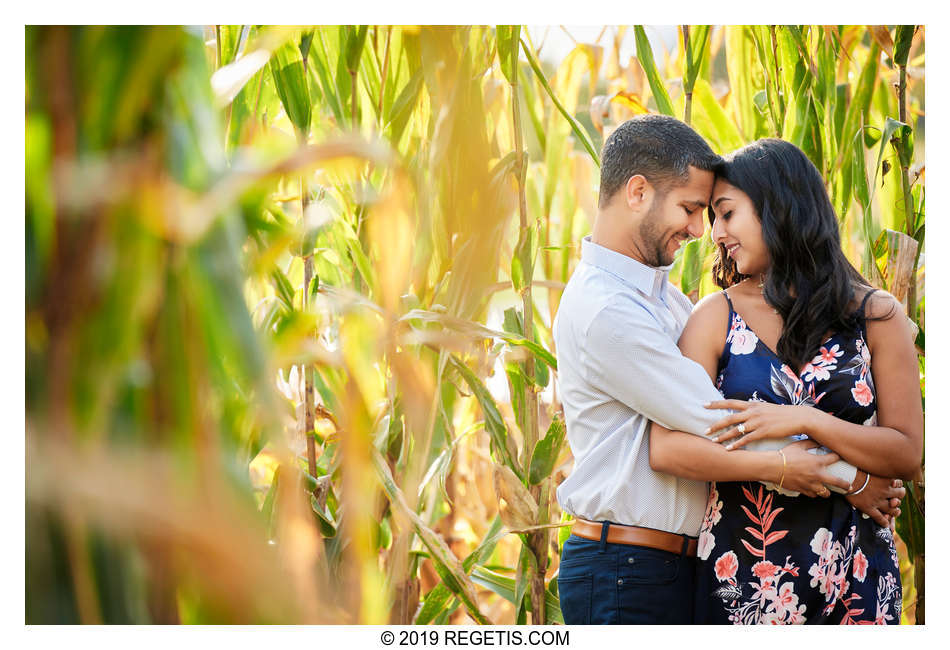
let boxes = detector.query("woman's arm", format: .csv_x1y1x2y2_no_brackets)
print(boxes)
710,291,923,480
648,293,851,496
649,426,849,496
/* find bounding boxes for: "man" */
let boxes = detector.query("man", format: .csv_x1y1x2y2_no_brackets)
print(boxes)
552,115,899,625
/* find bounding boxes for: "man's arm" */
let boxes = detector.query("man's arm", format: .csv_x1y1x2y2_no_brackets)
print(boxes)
582,296,732,436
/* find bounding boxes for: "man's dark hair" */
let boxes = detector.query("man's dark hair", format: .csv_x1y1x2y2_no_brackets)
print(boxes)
598,114,722,208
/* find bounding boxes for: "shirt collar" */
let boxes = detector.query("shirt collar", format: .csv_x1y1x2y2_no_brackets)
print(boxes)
580,236,672,298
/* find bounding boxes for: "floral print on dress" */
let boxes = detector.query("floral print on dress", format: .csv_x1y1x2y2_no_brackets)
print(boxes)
770,363,826,407
726,312,759,355
708,485,806,625
838,337,876,408
698,484,723,560
697,290,900,625
801,344,843,382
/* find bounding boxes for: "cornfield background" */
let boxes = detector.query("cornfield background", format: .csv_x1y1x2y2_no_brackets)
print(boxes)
25,25,924,625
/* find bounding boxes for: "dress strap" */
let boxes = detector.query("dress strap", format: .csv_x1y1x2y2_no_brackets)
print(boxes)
857,288,878,322
721,289,735,312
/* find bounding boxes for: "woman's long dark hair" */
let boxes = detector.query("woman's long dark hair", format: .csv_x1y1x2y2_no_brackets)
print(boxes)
708,138,884,370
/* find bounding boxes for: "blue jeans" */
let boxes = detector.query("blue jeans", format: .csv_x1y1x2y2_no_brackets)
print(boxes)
557,531,696,624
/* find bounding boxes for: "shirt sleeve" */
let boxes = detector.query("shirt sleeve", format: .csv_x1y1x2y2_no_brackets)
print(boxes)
582,300,729,436
582,299,858,488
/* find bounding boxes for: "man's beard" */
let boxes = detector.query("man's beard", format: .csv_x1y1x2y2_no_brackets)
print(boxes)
638,202,681,267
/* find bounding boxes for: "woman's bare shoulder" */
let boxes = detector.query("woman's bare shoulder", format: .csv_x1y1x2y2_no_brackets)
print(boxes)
867,289,902,321
681,291,731,346
688,290,731,324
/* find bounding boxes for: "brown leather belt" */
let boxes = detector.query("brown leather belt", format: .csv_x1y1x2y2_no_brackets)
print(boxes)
572,519,698,557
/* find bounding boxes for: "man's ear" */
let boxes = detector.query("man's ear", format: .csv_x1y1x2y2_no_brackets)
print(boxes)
624,174,653,212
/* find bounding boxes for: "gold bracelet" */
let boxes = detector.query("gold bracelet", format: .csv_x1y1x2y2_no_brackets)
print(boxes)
777,449,787,490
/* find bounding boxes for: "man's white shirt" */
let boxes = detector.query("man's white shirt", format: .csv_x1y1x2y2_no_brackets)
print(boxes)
553,236,730,536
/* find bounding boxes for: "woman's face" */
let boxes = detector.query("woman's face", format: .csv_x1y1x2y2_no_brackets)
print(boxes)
710,178,769,277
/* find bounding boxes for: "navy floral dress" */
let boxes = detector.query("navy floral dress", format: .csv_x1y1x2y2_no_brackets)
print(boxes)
694,290,901,625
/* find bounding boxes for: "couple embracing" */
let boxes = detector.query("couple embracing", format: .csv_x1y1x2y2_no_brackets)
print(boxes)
553,115,922,625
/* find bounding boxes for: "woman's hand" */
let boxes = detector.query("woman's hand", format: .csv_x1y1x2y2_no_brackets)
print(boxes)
705,399,814,450
780,440,852,497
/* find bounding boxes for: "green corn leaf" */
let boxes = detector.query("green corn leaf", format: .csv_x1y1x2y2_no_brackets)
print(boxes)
412,517,510,625
308,30,346,124
894,26,915,67
850,129,879,281
502,307,549,388
496,26,521,84
683,25,710,92
414,584,454,625
518,65,547,153
678,238,704,299
270,267,296,313
871,118,912,202
374,449,490,624
260,465,280,539
269,40,312,136
387,68,424,144
690,79,745,153
851,132,870,210
725,26,760,141
514,545,533,614
470,565,563,624
520,37,600,166
403,310,557,371
528,416,566,485
836,42,879,173
511,223,536,295
448,355,520,477
344,25,369,73
505,360,527,439
896,479,925,562
633,26,675,117
465,516,506,571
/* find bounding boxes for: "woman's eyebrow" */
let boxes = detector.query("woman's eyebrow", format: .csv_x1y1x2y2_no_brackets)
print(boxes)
712,196,732,208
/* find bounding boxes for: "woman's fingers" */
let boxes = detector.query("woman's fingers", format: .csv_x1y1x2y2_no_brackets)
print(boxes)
705,414,746,439
704,399,748,411
723,429,758,450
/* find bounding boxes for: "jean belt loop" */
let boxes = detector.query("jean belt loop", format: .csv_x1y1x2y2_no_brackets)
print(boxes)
680,534,689,558
599,521,610,552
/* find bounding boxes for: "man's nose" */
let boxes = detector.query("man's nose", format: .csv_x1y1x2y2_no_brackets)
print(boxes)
710,214,725,242
686,211,706,239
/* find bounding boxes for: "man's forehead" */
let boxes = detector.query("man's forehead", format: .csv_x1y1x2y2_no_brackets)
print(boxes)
672,167,715,205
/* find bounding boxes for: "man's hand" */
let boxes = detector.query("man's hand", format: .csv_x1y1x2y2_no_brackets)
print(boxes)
846,475,904,528
780,439,852,497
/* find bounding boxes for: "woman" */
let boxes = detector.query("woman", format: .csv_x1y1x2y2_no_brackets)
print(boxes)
652,139,922,624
